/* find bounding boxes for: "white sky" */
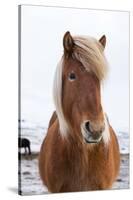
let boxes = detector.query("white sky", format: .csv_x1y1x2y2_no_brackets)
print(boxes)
21,5,129,131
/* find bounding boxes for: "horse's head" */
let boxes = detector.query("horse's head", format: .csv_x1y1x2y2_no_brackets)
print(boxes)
54,32,110,145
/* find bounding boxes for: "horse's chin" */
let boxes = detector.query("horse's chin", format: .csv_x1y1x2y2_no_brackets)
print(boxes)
83,135,102,144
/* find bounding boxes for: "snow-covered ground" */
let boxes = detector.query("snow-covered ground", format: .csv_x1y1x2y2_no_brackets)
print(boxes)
19,154,129,195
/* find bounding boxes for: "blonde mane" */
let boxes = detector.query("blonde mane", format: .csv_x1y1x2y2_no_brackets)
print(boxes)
53,35,109,140
73,36,108,80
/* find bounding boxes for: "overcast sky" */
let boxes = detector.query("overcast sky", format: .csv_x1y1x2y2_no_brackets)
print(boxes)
21,5,129,131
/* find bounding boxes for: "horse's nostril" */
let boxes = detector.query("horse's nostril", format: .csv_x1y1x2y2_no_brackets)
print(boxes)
85,121,105,134
85,121,90,132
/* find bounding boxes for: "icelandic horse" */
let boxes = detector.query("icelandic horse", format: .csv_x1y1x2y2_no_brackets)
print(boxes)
39,32,120,193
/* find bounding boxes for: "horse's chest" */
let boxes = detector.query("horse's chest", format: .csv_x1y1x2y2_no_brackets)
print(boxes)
63,156,88,189
64,152,108,191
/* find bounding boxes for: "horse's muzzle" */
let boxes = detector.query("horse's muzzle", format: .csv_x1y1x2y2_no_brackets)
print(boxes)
81,120,105,144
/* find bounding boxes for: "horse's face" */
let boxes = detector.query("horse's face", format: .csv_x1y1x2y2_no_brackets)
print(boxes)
62,58,105,143
62,32,106,143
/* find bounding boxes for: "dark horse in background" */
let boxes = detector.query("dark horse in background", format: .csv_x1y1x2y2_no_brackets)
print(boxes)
18,137,31,155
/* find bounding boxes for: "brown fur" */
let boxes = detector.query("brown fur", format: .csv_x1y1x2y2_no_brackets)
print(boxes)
39,32,120,193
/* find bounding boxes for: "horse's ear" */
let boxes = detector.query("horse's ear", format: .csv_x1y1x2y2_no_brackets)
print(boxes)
63,31,74,56
99,35,106,49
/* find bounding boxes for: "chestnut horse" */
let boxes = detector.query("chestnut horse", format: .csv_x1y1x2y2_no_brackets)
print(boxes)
39,32,120,193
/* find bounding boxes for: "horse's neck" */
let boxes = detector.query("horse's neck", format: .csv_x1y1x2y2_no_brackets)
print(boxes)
63,131,108,159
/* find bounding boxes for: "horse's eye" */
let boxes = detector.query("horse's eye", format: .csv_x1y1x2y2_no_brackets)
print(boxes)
68,72,76,81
